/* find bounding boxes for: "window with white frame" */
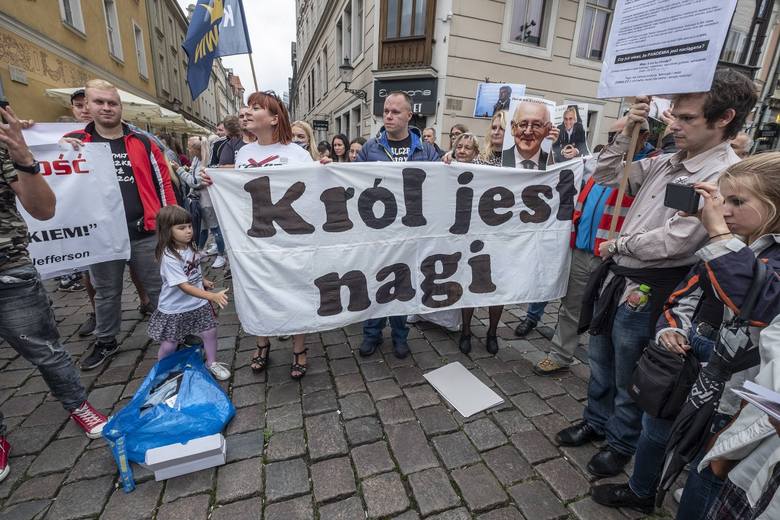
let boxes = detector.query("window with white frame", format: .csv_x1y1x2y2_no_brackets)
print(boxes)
336,19,343,68
576,0,614,61
59,0,85,33
509,0,549,46
350,105,361,138
158,46,168,93
316,58,322,101
343,4,353,63
722,29,749,64
133,23,149,78
103,0,123,60
322,47,328,94
352,0,364,58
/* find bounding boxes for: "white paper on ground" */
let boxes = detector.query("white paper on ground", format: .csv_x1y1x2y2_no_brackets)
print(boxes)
424,362,504,418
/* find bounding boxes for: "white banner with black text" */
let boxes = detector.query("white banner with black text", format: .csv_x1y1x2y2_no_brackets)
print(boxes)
208,160,583,335
19,142,131,279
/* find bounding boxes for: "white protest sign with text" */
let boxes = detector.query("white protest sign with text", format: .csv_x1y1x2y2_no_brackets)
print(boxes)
598,0,738,98
18,143,130,278
208,161,583,336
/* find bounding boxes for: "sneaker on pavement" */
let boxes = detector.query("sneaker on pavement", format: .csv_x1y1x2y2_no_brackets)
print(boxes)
212,256,226,269
359,339,380,357
206,243,219,255
80,339,119,370
77,312,96,337
59,281,86,292
70,401,108,439
591,483,655,514
513,317,538,337
207,362,231,381
0,436,10,483
533,357,569,376
393,341,410,359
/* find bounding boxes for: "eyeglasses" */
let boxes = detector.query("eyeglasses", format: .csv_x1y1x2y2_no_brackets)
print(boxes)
511,121,546,132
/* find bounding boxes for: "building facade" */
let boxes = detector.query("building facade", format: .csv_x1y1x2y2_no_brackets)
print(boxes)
291,0,780,150
0,0,242,129
0,0,158,121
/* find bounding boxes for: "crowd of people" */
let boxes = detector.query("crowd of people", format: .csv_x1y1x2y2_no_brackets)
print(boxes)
0,66,779,519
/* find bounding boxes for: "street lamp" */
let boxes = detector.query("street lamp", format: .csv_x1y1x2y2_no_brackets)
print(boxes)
338,58,368,102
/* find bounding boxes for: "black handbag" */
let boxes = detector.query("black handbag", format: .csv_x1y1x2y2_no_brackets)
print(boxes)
629,340,700,419
629,258,768,419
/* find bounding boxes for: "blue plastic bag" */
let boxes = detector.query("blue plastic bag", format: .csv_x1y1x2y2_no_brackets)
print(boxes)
103,346,235,491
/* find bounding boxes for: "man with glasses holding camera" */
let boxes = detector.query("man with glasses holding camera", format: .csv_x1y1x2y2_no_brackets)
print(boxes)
556,69,757,482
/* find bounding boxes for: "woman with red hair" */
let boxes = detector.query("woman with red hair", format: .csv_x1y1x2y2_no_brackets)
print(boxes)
201,91,313,379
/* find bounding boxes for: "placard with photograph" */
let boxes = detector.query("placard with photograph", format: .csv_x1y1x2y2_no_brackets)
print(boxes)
552,103,590,162
501,96,557,170
474,83,526,118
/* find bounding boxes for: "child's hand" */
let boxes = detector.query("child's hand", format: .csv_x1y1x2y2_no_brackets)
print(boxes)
209,288,229,309
203,279,214,290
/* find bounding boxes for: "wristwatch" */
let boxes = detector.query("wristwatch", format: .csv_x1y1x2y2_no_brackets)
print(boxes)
12,160,40,175
607,241,618,255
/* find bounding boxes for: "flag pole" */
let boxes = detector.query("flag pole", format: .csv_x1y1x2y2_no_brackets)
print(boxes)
248,52,259,92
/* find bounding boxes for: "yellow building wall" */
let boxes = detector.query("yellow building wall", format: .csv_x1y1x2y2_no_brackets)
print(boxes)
0,0,156,121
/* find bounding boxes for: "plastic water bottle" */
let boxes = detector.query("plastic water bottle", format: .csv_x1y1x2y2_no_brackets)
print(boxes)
627,284,651,311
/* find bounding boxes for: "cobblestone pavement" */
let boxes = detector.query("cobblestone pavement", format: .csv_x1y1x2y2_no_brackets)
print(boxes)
0,264,681,519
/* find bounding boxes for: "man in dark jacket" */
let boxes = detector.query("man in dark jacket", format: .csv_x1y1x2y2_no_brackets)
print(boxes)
355,91,439,358
62,79,176,370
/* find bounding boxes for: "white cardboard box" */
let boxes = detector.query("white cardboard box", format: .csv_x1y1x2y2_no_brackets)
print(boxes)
143,433,226,481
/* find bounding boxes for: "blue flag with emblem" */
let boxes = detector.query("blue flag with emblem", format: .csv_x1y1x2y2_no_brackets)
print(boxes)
182,0,252,100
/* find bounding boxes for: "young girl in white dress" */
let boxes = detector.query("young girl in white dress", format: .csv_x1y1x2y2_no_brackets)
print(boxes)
147,205,231,380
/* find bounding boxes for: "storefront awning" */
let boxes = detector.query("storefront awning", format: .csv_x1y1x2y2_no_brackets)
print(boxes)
45,87,211,134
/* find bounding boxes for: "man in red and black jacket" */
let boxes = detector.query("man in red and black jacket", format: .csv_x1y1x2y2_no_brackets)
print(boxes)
63,79,176,370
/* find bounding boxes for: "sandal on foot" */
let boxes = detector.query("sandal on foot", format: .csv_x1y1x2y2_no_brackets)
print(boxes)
290,348,308,380
250,342,270,372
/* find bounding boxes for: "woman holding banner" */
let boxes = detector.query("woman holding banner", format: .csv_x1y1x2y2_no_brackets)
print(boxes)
201,91,314,379
449,132,502,356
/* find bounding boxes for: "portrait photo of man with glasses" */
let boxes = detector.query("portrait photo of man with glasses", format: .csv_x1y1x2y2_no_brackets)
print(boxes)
501,97,558,170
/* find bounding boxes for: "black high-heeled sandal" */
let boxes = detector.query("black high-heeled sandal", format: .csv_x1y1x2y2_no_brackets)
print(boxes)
250,341,270,372
290,348,308,380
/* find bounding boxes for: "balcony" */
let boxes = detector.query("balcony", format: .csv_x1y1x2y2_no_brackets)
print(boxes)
378,0,435,70
380,37,431,70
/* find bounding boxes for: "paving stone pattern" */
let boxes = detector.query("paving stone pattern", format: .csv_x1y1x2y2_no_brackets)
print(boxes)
0,271,676,519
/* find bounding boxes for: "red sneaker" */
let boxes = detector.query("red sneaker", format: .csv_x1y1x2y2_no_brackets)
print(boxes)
70,401,107,439
0,436,10,483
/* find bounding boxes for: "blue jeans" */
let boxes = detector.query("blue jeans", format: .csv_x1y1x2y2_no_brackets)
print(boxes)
628,329,716,497
0,265,87,434
198,226,225,254
676,414,730,520
584,302,652,455
526,302,547,322
363,316,409,345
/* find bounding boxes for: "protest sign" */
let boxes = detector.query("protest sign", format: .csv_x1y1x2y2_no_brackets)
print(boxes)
17,142,131,279
22,122,83,147
597,0,738,98
208,161,583,336
473,83,526,118
502,96,557,169
552,103,590,162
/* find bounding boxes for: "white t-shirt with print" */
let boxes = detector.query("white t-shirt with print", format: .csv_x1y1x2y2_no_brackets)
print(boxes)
158,248,208,314
234,141,313,168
